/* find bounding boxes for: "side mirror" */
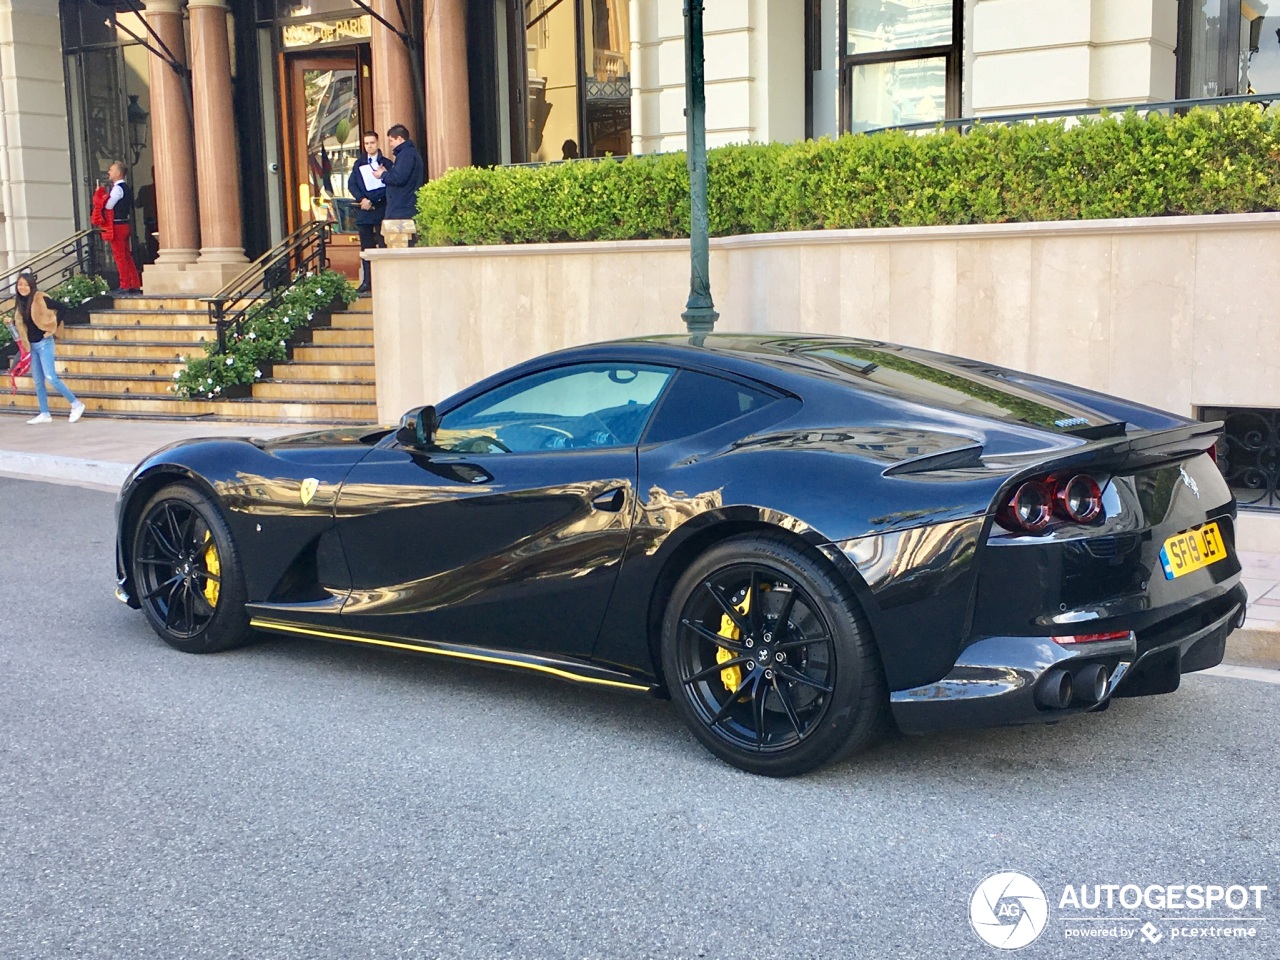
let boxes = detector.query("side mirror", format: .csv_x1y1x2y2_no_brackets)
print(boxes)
395,405,437,448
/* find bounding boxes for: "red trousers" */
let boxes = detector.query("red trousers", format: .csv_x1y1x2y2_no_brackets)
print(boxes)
108,223,142,291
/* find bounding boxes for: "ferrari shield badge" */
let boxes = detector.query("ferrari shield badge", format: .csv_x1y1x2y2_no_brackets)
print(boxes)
300,478,319,506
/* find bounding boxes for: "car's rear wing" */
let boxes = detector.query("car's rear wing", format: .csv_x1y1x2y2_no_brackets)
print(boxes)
883,421,1221,480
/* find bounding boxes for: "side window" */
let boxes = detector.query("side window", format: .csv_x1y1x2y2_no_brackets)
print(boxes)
643,370,778,444
434,363,674,454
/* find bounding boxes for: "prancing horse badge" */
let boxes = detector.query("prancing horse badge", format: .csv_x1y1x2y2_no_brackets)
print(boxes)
300,478,319,506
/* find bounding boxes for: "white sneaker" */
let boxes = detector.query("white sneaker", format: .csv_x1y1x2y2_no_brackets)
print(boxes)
26,412,52,424
69,401,86,423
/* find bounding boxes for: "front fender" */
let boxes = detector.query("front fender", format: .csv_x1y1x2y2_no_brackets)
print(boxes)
115,438,368,605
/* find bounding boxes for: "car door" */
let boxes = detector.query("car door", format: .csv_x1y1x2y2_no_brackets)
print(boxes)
334,362,675,657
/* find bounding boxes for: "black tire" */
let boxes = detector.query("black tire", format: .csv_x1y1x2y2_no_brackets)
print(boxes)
661,533,886,777
130,483,251,654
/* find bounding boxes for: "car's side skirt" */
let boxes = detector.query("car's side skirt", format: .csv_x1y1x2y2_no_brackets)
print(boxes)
249,617,659,694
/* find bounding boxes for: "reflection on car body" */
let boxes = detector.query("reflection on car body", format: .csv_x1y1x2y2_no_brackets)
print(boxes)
115,334,1246,776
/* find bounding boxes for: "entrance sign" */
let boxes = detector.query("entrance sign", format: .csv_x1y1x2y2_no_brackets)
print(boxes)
282,16,371,49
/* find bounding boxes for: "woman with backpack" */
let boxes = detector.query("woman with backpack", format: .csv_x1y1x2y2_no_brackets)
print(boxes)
12,270,85,424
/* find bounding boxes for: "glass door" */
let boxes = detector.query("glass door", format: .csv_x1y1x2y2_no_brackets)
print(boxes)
284,49,372,280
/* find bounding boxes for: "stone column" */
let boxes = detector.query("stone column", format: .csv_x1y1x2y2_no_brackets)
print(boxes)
371,0,416,143
187,0,247,288
142,0,199,282
423,0,471,178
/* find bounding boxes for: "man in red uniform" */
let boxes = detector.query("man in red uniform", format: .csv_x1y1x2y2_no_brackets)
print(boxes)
104,161,142,293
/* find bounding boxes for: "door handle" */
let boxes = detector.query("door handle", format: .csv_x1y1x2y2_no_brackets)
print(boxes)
591,488,625,512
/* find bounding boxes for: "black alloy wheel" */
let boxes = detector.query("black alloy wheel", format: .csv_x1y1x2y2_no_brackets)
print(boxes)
662,534,886,776
131,484,251,653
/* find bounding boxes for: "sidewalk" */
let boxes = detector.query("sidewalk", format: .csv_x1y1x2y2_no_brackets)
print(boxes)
1,410,1277,668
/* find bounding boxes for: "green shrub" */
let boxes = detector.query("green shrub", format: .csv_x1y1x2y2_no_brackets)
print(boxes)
416,105,1280,244
49,274,109,306
174,270,356,399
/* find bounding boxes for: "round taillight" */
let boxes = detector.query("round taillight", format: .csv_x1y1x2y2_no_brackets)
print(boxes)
1056,474,1103,523
1000,481,1053,533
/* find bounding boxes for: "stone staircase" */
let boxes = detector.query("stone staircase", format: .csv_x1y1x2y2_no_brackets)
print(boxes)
2,296,377,424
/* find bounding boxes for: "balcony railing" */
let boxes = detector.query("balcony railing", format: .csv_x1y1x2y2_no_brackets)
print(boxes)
866,91,1280,135
1202,407,1280,512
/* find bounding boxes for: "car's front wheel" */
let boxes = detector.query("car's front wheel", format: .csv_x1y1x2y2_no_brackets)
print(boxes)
131,483,251,653
661,534,886,776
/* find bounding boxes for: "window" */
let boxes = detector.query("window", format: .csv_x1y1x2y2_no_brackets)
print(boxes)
839,0,962,133
523,0,631,161
1178,1,1279,98
643,371,778,444
434,364,674,454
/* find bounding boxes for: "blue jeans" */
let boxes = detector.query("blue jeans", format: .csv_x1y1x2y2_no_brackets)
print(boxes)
29,337,78,414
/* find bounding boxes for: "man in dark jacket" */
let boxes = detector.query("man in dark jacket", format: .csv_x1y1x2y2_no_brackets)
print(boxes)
348,130,387,294
373,124,425,242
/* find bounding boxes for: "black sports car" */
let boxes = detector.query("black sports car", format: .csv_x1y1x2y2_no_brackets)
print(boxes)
116,335,1246,776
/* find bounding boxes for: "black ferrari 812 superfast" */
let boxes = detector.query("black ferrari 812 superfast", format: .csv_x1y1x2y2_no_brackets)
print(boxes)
116,335,1246,775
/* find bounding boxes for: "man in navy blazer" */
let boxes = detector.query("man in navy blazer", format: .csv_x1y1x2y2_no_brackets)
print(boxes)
348,131,387,294
372,123,425,246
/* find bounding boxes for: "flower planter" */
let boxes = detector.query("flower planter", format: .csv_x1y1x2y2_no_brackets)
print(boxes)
61,296,110,327
0,341,17,368
310,307,334,328
216,383,254,400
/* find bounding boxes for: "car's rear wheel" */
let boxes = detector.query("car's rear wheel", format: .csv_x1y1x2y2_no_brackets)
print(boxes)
131,483,251,653
661,534,886,776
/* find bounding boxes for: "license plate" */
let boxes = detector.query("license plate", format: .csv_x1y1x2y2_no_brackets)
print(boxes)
1159,521,1227,580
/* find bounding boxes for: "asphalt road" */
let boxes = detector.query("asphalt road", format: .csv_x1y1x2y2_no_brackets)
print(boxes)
1,476,1277,960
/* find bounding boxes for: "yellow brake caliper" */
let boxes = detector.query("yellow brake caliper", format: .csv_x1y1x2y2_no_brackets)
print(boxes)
715,588,751,692
202,531,221,607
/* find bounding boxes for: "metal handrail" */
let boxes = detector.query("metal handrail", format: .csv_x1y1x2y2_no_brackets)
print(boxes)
203,220,330,352
864,91,1280,135
0,228,102,309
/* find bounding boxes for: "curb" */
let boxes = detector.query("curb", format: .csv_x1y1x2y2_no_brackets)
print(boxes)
0,450,130,492
1225,627,1280,671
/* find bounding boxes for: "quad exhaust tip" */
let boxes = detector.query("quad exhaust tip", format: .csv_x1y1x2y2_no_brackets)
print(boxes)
1072,663,1110,705
1037,664,1110,710
1036,669,1073,710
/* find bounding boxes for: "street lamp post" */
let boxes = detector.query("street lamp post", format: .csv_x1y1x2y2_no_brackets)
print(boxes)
682,0,718,336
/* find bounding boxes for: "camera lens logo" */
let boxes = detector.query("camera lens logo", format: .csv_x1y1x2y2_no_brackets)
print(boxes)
970,871,1049,949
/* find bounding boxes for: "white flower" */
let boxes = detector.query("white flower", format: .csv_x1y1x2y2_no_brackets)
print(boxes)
247,331,256,340
225,356,235,365
173,370,181,379
213,386,221,394
254,369,262,378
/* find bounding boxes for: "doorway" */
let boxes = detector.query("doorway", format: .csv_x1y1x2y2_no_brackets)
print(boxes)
282,48,373,280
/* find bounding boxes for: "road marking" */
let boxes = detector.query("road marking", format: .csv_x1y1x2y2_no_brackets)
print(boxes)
1200,663,1280,685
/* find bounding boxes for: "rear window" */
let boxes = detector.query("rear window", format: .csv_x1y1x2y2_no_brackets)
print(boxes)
643,370,777,443
797,344,1117,434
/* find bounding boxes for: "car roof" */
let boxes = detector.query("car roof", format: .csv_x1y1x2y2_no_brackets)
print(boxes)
535,334,1132,437
544,333,929,387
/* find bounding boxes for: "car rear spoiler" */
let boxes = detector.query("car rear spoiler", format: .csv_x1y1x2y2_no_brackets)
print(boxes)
883,421,1222,479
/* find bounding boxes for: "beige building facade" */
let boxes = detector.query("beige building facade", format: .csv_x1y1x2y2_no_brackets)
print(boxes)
0,1,1272,273
0,0,75,265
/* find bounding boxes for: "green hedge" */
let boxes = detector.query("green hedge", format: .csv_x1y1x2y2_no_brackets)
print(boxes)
416,105,1280,245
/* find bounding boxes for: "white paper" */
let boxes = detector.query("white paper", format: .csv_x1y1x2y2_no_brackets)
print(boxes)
359,162,383,192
